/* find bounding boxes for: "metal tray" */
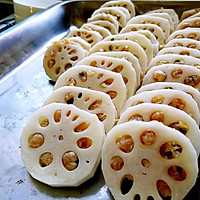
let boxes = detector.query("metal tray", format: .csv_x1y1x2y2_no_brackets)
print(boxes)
1,1,200,199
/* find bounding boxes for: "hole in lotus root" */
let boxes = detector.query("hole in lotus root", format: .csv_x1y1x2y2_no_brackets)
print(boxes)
28,133,44,148
156,60,169,65
153,70,167,82
184,75,200,87
50,49,57,57
180,50,190,56
168,121,189,135
174,59,185,65
97,73,104,79
151,95,164,104
168,98,186,110
106,90,117,99
65,92,74,104
96,113,107,122
187,43,197,49
74,122,90,132
90,61,97,67
88,99,102,110
62,151,79,171
128,114,144,121
39,152,53,167
65,63,72,71
110,156,124,171
66,110,71,117
141,158,150,168
84,95,90,102
156,179,172,200
171,68,183,78
55,67,61,75
58,135,64,140
150,111,165,123
120,174,134,195
168,166,187,181
116,134,134,153
54,109,61,123
39,116,49,127
48,59,56,68
78,92,82,98
57,45,62,52
79,71,87,82
132,101,144,106
160,141,182,159
194,20,200,27
140,130,156,145
188,33,197,39
70,56,78,61
147,196,154,200
72,114,79,121
112,65,123,73
77,137,92,149
100,78,114,88
174,42,183,47
107,61,113,68
175,34,184,39
66,78,77,86
68,49,77,55
88,39,94,44
134,194,141,200
123,77,128,84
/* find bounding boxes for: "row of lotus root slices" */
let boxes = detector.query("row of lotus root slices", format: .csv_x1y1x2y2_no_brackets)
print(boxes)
20,2,200,200
103,7,200,200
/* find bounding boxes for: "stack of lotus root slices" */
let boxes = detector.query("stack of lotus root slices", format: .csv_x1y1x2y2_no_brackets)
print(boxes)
20,1,200,199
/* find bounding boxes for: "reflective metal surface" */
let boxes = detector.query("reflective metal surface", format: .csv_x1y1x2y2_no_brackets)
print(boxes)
0,1,200,199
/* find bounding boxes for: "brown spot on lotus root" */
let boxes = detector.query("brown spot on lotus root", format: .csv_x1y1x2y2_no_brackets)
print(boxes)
96,113,107,122
74,122,90,132
62,151,79,171
116,134,134,153
39,152,53,167
77,137,92,149
140,130,156,145
160,141,182,159
28,133,44,148
110,156,124,171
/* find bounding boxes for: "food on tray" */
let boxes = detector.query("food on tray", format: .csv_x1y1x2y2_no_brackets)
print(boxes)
177,17,200,29
100,0,136,17
136,82,200,110
142,64,200,91
20,103,105,187
103,32,154,65
167,28,200,42
165,38,200,50
120,23,166,45
76,55,138,97
126,15,171,39
118,103,200,154
91,7,130,29
43,86,116,133
89,40,148,73
121,89,200,125
157,46,200,58
102,121,198,200
66,28,103,47
43,39,88,82
81,23,111,38
147,8,179,29
180,8,200,21
148,54,200,70
54,65,127,116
